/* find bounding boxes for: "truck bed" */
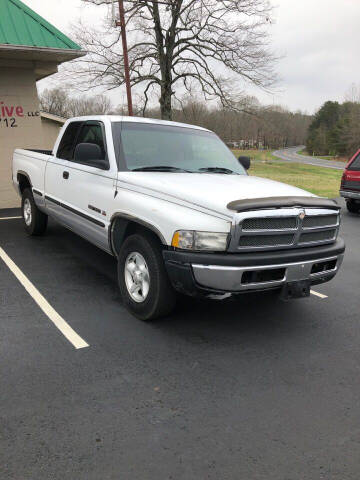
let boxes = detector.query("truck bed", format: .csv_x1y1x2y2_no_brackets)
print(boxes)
26,149,53,155
12,148,53,196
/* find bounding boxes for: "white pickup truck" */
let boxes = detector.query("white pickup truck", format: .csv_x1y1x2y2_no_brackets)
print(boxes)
13,116,345,320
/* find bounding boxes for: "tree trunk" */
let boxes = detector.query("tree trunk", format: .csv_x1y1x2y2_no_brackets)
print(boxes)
160,81,172,120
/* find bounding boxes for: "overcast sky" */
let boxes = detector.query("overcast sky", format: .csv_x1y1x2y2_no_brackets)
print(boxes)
23,0,360,114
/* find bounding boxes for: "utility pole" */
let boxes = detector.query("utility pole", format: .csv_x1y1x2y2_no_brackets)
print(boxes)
116,0,133,116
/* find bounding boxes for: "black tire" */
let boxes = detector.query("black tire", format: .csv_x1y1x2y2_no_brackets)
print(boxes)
346,200,360,214
21,188,48,235
118,233,176,320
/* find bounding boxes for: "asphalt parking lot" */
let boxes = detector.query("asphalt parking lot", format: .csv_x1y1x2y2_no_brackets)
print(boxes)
1,199,359,480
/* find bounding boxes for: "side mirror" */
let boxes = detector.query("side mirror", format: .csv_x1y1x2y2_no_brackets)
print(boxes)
74,143,108,170
238,156,251,170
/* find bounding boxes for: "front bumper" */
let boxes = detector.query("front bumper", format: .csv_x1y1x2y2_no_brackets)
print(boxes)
163,238,345,296
340,190,360,200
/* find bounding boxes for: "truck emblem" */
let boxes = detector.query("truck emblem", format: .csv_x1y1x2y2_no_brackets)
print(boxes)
299,212,305,220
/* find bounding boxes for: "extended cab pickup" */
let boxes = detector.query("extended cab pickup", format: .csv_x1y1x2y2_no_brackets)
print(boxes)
13,116,345,320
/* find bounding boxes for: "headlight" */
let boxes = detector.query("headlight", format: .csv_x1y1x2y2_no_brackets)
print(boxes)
171,230,229,251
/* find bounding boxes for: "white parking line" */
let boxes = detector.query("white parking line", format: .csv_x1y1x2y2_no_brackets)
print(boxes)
0,216,22,220
0,247,89,349
310,289,328,299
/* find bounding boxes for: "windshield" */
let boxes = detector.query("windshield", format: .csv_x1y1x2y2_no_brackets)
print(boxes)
115,122,246,175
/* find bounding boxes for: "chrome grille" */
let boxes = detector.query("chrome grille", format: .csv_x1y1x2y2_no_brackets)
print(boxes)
229,207,340,252
299,230,336,244
302,214,338,228
239,234,294,247
242,217,297,230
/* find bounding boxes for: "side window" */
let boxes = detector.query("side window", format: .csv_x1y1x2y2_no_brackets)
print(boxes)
56,122,82,160
73,122,107,162
349,152,360,171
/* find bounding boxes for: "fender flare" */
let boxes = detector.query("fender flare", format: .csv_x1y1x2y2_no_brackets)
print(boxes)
16,170,33,195
109,212,167,256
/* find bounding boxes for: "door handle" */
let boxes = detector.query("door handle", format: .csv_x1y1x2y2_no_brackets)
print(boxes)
63,171,69,180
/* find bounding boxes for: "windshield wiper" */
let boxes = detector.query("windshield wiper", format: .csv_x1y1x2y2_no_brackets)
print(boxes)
197,167,237,174
132,166,191,173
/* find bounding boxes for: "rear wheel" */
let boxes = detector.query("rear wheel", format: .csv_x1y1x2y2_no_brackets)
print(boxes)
118,233,176,320
346,199,360,213
21,188,48,235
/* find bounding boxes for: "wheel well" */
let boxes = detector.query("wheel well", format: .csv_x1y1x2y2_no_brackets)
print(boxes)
17,173,31,194
110,216,165,257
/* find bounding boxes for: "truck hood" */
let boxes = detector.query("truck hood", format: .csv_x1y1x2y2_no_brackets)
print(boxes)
118,172,315,218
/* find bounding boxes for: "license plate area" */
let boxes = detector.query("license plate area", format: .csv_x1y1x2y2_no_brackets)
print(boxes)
281,280,311,300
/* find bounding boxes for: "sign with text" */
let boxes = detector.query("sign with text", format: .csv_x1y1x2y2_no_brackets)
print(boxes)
0,100,40,128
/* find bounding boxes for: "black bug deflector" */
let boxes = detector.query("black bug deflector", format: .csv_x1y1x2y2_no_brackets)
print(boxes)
227,196,340,212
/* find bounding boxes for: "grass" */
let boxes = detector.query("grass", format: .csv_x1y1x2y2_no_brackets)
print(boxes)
232,149,342,198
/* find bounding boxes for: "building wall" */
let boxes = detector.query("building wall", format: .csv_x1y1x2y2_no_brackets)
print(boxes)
0,65,44,208
41,117,63,150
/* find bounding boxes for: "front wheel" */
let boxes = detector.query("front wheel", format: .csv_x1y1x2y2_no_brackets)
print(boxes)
21,188,48,235
346,200,360,213
117,233,176,320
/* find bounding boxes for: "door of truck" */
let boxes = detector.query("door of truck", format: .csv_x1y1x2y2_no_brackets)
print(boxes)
44,120,116,253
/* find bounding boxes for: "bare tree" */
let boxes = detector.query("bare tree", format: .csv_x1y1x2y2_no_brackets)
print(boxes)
67,0,277,120
39,88,113,117
174,94,208,125
39,88,69,118
68,94,112,116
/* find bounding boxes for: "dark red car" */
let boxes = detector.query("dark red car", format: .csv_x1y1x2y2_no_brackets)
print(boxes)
340,149,360,213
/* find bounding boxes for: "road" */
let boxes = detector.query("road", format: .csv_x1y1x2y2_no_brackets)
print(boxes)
273,145,346,170
1,202,359,480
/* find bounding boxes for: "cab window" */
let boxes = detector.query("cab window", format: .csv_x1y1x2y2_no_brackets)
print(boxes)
56,122,82,160
73,122,107,162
